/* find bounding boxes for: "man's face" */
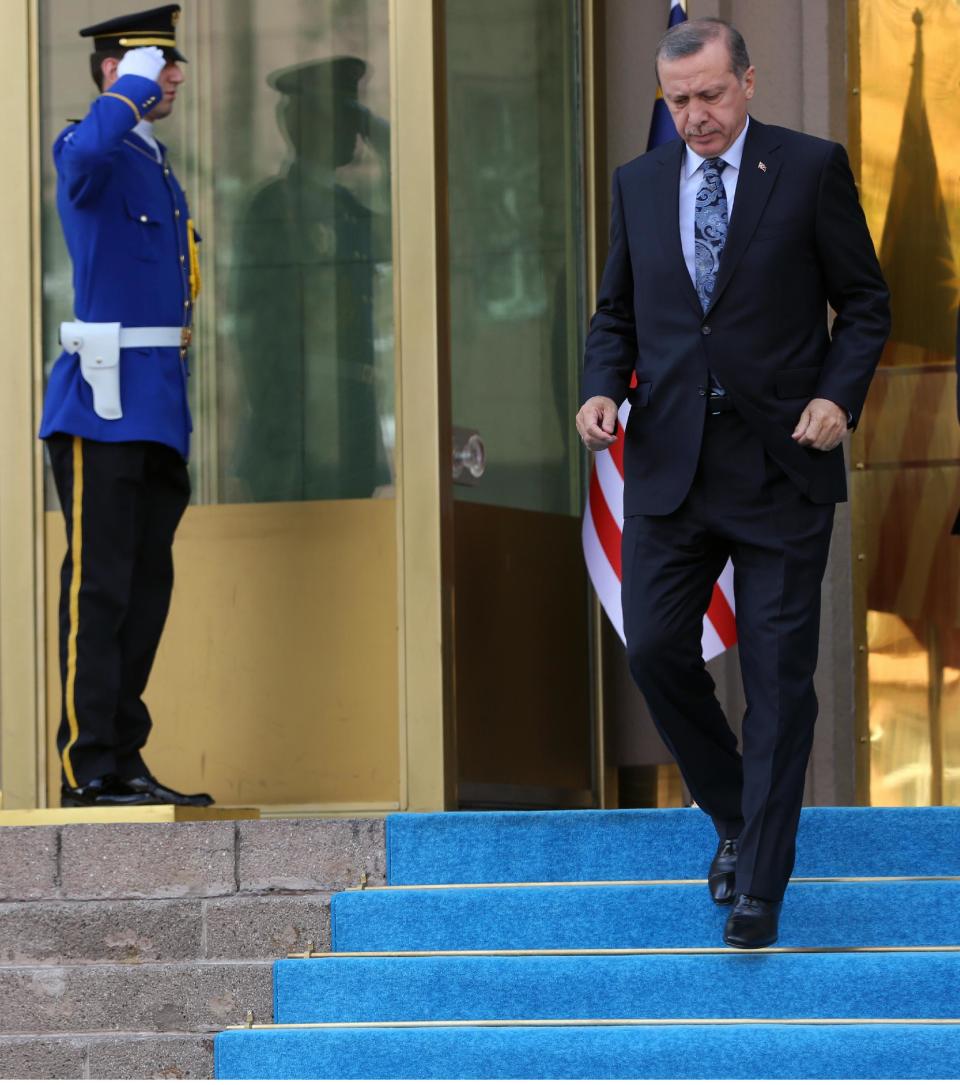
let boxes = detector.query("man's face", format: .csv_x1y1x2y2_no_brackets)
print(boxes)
658,36,754,158
147,61,185,120
101,56,185,120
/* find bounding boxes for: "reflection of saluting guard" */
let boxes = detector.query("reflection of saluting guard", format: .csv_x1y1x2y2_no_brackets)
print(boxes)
233,57,391,501
39,5,213,807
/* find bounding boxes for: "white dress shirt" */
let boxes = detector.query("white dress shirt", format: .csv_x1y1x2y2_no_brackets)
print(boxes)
680,115,751,285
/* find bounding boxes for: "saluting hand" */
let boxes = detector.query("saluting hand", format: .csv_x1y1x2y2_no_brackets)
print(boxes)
117,46,167,83
576,396,619,451
792,397,848,451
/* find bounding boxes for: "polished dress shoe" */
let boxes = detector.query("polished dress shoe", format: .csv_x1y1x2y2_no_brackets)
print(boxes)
707,837,738,905
62,774,162,807
723,894,782,949
124,774,215,807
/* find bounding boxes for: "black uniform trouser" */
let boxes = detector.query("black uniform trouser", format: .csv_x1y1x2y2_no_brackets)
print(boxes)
622,408,835,902
47,435,191,789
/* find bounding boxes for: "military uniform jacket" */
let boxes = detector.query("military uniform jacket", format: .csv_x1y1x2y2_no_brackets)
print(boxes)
39,73,197,459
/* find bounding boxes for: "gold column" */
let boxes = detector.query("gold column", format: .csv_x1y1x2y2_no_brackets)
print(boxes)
391,0,455,811
0,0,44,809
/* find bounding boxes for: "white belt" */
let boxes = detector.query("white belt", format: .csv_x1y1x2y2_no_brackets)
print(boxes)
118,326,187,349
59,320,192,422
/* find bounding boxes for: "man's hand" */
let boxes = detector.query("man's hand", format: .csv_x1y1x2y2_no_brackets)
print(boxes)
792,397,848,451
117,46,167,83
576,396,619,451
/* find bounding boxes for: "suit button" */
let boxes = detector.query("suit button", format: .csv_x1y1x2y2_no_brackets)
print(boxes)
697,387,707,397
701,325,711,335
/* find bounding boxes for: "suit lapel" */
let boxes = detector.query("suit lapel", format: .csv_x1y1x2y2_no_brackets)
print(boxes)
651,140,703,319
705,119,783,316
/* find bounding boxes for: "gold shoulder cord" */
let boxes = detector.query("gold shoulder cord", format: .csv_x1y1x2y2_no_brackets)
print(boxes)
187,219,201,301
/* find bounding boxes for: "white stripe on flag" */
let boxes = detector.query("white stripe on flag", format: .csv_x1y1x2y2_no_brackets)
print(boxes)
700,614,726,662
595,447,624,530
582,502,625,642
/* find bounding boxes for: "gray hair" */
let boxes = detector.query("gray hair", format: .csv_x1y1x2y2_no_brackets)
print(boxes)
655,17,751,82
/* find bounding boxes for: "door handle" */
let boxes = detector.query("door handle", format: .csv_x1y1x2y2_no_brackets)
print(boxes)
452,426,486,485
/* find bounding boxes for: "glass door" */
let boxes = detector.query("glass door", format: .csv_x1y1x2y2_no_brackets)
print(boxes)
444,0,594,807
37,0,401,810
851,0,960,806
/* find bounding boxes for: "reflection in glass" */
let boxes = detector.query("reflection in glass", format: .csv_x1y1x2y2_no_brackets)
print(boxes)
856,0,960,805
232,56,392,501
446,0,584,516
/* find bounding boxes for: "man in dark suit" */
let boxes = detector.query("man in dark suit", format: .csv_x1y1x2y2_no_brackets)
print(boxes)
577,18,889,948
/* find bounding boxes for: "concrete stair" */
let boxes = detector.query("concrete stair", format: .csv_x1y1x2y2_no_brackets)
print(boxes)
0,817,386,1079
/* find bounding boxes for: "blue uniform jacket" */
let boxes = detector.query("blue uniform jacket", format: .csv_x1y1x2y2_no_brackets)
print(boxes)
39,73,197,459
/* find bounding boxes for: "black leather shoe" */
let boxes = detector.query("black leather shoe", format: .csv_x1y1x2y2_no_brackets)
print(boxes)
62,774,162,807
124,774,215,807
723,894,782,949
707,838,738,905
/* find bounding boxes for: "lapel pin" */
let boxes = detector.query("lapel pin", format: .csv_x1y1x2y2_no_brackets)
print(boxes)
758,161,768,172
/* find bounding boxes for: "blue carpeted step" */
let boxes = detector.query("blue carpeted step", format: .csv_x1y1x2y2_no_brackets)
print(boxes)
215,1022,960,1079
385,807,960,885
331,880,960,951
273,950,960,1024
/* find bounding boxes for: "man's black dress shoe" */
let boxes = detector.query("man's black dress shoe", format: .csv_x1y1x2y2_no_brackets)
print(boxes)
723,894,782,949
124,774,215,807
707,838,738,905
62,774,161,807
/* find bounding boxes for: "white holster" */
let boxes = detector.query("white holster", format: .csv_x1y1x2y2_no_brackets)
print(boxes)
60,321,122,420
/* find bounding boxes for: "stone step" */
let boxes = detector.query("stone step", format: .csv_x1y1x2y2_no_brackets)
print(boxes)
0,1031,214,1080
0,961,273,1035
0,817,386,901
0,894,331,964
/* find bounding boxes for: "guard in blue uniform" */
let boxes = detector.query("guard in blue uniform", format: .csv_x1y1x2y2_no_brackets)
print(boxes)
39,5,213,807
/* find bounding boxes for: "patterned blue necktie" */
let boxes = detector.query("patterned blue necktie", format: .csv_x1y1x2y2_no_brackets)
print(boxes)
694,157,728,312
695,157,727,395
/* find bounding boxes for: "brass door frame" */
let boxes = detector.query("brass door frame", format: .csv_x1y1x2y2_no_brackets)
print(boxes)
0,0,45,810
845,0,872,807
392,0,456,811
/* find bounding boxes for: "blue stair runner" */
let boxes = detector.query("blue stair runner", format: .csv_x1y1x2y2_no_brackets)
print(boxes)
215,807,960,1078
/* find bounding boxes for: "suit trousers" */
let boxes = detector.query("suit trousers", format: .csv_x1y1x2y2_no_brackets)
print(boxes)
621,407,834,901
47,435,191,788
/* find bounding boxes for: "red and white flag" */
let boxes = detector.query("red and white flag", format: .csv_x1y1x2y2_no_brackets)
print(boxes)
582,0,737,661
582,394,737,656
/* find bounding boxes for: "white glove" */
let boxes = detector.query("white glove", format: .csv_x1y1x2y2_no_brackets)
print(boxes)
117,46,166,82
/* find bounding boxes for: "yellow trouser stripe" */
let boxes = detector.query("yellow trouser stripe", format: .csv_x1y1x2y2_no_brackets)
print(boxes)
61,436,84,789
102,91,142,122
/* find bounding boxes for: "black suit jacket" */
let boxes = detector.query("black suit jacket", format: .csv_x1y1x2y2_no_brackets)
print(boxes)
582,118,891,515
